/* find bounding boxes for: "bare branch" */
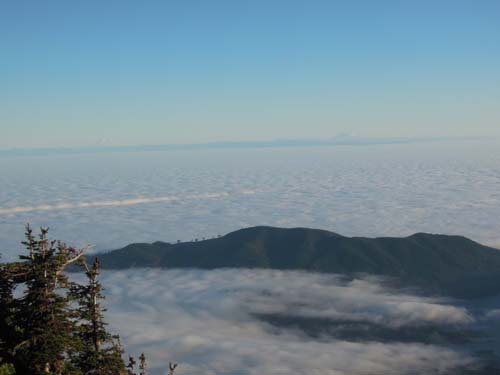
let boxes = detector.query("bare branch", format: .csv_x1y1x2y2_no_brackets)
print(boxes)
55,245,91,277
168,362,178,375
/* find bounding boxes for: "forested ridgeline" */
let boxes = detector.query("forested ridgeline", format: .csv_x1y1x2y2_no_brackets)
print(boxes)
0,226,177,375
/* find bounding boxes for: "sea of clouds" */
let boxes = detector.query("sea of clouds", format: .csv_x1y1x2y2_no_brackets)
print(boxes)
80,268,478,375
2,140,500,373
1,139,499,261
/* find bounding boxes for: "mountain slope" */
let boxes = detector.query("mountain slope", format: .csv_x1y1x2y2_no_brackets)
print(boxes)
97,226,500,298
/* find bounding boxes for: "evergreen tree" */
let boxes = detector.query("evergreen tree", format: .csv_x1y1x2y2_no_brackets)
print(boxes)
126,356,136,375
138,353,146,375
0,256,17,375
70,257,125,375
13,225,85,374
0,262,16,364
0,226,174,375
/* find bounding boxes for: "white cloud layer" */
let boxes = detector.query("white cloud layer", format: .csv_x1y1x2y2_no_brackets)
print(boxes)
85,269,477,375
1,140,499,261
0,190,261,215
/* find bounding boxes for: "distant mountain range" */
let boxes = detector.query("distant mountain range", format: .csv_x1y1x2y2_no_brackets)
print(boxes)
97,226,500,299
0,136,452,157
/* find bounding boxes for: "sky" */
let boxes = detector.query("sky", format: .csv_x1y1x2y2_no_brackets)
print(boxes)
1,0,500,148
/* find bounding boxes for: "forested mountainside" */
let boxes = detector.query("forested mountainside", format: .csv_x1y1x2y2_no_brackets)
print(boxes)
98,226,500,298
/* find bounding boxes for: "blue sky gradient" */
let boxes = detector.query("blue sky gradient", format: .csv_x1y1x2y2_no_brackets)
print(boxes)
1,0,499,148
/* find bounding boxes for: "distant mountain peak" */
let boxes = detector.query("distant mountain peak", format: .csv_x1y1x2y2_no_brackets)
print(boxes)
96,226,500,299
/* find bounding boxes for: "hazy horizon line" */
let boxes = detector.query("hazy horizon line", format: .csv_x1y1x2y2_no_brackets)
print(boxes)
0,135,489,158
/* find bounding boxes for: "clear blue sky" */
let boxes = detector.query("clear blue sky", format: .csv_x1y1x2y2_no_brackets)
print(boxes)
1,0,499,148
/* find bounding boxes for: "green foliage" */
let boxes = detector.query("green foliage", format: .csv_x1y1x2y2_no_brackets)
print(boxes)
0,264,17,366
0,225,172,375
12,226,83,374
99,226,500,298
0,362,15,375
70,257,125,374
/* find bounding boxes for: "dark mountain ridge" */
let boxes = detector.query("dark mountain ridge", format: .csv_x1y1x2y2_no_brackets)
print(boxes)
97,226,500,298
